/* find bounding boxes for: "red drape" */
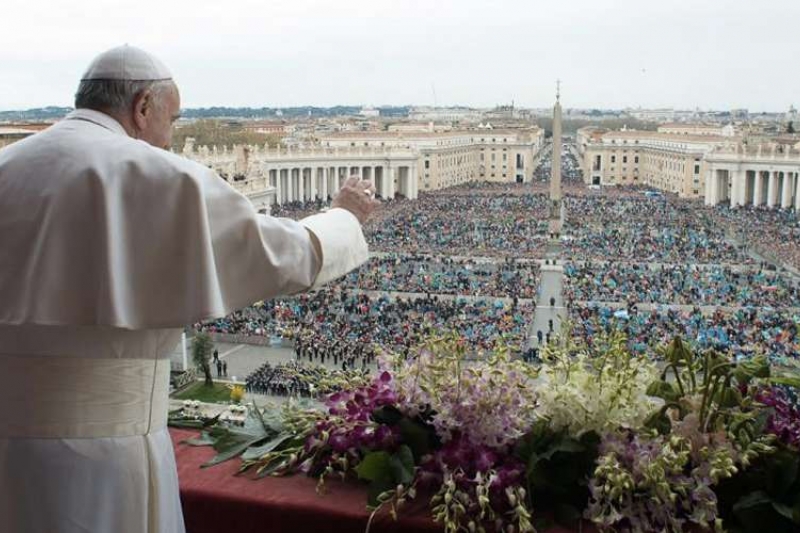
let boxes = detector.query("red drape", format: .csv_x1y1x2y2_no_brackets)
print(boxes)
171,428,589,533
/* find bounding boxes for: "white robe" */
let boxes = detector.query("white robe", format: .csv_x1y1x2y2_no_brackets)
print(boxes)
0,109,369,533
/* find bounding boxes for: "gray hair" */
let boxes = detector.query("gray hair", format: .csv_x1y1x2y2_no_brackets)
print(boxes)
74,79,173,112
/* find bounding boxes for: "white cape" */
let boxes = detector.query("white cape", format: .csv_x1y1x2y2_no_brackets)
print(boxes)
0,109,369,533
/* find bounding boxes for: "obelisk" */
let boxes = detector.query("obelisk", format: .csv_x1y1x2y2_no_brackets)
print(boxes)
549,81,563,235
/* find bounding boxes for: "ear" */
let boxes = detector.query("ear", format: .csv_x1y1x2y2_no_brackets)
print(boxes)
131,89,153,131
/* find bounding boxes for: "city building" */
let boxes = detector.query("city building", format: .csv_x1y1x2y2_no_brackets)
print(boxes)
181,139,419,209
657,123,739,137
318,128,545,191
0,126,38,149
704,142,800,210
408,106,483,123
577,127,737,197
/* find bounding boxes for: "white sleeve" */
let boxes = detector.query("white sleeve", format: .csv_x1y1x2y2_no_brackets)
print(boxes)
299,208,370,288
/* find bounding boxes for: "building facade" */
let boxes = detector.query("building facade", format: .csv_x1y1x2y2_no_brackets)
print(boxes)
0,127,37,149
657,123,738,137
704,142,800,210
577,127,735,197
318,128,545,192
181,140,419,210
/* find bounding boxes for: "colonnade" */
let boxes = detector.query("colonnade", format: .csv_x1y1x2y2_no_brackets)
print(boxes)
269,164,417,205
705,167,800,210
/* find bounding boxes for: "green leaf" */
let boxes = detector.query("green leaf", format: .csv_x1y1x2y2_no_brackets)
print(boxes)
714,386,743,408
542,438,585,459
182,431,215,447
646,380,680,401
241,433,293,461
733,491,772,510
772,502,796,521
516,419,557,462
372,405,403,425
734,355,770,384
769,376,800,389
553,503,582,528
733,491,779,532
255,457,288,479
389,445,415,485
355,451,392,482
397,418,433,461
366,478,395,508
202,434,265,467
168,419,206,429
579,431,601,450
766,449,800,497
644,410,672,435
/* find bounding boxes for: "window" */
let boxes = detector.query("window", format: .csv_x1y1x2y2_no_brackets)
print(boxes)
425,160,430,169
623,156,628,163
634,156,639,164
694,164,700,174
611,155,616,163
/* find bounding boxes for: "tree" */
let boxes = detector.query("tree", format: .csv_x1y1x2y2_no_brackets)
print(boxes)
172,119,282,150
192,332,215,386
788,121,795,134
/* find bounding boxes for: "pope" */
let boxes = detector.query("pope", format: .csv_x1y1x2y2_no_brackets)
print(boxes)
0,45,378,533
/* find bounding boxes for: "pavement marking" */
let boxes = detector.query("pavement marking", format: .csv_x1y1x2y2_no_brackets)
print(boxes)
219,345,247,359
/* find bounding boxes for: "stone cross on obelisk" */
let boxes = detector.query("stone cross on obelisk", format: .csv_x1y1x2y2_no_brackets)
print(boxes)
549,80,563,235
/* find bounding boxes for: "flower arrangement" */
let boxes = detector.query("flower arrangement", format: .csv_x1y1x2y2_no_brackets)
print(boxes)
174,333,800,533
228,384,246,403
535,330,659,437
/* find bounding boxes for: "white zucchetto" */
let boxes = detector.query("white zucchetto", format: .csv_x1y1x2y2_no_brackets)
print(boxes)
80,44,172,82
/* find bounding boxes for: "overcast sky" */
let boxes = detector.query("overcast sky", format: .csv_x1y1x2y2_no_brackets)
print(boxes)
1,0,797,111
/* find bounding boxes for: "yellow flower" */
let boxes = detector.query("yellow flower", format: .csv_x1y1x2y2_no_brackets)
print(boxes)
228,384,246,403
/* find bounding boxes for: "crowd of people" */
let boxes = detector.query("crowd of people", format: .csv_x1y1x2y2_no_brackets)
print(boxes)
533,142,583,185
564,261,800,308
197,174,800,398
365,192,551,257
293,329,379,370
562,195,750,263
341,254,540,299
569,304,798,365
711,205,800,272
197,288,535,366
244,361,368,397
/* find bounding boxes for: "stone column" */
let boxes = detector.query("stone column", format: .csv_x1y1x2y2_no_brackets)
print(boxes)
310,167,318,201
297,168,305,202
274,168,282,205
386,166,396,199
753,171,764,206
767,172,778,207
704,169,716,206
409,165,419,199
321,167,329,201
793,171,800,211
731,169,746,207
781,171,792,208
